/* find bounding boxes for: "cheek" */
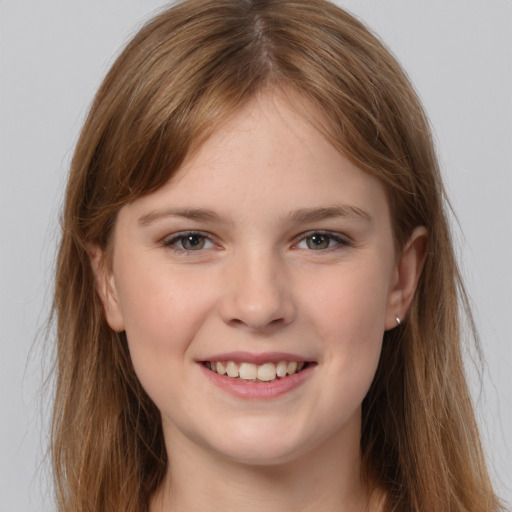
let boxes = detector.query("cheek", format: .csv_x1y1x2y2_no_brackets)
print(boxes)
304,258,392,342
303,259,391,396
113,259,214,377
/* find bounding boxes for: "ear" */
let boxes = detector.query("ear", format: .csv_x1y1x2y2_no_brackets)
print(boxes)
385,226,428,330
88,245,125,332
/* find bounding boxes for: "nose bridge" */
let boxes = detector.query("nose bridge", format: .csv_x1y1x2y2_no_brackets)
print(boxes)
219,244,294,331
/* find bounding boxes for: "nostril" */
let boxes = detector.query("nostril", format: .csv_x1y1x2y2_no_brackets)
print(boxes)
225,313,288,331
228,318,247,328
218,271,296,330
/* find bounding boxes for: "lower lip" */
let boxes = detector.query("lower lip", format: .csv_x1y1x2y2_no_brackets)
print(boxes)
199,363,316,400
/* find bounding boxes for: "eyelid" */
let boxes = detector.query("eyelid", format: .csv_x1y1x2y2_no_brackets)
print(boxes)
160,229,352,253
293,230,352,250
161,230,218,252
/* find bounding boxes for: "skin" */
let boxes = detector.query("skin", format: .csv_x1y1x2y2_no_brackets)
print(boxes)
93,91,426,512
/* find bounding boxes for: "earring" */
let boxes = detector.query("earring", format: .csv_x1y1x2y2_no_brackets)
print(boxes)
395,316,401,326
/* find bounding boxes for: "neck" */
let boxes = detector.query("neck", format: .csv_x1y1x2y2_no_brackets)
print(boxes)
151,416,383,512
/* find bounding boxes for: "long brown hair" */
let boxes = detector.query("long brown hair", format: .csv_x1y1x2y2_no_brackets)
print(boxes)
51,1,503,510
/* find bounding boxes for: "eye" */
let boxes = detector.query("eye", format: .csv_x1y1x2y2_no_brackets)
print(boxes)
296,231,350,251
163,232,215,252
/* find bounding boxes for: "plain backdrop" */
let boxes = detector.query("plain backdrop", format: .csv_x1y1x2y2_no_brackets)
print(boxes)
1,1,510,510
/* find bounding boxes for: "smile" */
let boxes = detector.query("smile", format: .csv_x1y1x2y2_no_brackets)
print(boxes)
203,360,308,383
199,352,316,399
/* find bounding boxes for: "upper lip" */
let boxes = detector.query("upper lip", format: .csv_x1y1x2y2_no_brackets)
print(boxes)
198,351,314,365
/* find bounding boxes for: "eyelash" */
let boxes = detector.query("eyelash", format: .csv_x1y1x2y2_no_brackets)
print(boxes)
162,230,351,254
294,230,351,251
162,231,217,254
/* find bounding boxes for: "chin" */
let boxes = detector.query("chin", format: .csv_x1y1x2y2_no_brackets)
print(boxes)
204,419,320,467
214,441,304,467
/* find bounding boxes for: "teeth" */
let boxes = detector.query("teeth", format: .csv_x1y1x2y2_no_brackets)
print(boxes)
257,363,276,381
287,361,297,374
226,361,239,378
239,363,257,380
207,360,308,382
216,362,226,375
276,361,288,378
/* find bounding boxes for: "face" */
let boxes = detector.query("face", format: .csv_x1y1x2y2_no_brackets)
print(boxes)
97,92,422,467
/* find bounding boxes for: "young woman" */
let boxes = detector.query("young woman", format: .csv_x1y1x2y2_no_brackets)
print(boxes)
51,0,504,511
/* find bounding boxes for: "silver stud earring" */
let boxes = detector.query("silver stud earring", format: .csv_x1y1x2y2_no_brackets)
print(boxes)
395,316,401,326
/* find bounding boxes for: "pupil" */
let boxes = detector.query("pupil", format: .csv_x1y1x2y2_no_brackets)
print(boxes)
184,235,204,250
308,235,329,249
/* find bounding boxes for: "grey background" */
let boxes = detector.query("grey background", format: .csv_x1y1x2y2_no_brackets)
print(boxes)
1,0,510,510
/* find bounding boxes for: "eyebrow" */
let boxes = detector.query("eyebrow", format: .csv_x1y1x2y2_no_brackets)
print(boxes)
287,206,372,224
137,205,372,226
138,208,229,226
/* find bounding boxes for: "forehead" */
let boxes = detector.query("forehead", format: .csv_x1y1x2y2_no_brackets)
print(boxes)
120,91,390,228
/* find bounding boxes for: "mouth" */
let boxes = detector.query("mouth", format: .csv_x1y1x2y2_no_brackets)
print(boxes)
202,360,313,383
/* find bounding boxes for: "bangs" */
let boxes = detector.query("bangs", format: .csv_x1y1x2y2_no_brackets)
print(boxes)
79,4,277,247
75,0,434,250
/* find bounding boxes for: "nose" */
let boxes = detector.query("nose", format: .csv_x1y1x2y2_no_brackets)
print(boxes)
218,249,296,333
